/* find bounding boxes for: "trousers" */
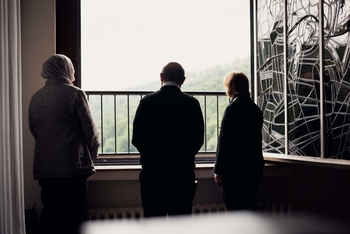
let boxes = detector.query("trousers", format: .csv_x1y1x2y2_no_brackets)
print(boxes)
139,170,197,217
221,176,260,211
38,175,87,234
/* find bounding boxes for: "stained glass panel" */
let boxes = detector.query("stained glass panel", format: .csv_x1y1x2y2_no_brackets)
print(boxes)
256,0,350,159
257,0,286,154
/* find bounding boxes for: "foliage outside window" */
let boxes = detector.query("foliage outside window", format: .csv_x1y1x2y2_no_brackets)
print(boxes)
80,0,252,161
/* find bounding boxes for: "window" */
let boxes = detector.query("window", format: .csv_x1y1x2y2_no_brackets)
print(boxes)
80,0,251,91
57,0,350,164
255,0,350,160
56,1,255,164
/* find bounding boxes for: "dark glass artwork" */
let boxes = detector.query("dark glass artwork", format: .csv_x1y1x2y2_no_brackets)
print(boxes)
256,0,350,159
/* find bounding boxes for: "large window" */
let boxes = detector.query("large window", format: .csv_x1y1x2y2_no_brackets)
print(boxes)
61,1,350,163
57,0,350,163
255,0,350,160
75,0,253,162
80,0,251,91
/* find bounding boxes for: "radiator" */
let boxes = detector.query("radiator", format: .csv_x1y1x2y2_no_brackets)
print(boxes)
87,207,144,220
193,201,291,216
87,203,227,220
192,202,227,214
257,201,292,217
87,202,291,220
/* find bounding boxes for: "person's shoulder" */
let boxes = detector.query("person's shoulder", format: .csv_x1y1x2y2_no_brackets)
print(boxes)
66,83,81,91
235,97,256,106
141,90,159,100
246,99,263,117
182,92,199,101
61,84,86,95
55,84,89,102
29,87,45,105
136,90,162,107
227,97,254,110
31,86,46,96
242,98,262,112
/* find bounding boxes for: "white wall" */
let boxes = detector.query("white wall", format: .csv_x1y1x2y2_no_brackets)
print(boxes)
21,0,55,211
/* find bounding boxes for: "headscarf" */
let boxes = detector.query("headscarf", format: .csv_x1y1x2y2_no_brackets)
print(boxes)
41,54,75,81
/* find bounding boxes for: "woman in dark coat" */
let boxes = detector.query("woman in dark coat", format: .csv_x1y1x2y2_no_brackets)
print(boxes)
213,71,264,211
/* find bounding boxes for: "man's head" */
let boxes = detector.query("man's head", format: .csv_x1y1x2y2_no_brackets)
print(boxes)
160,62,186,86
224,71,250,98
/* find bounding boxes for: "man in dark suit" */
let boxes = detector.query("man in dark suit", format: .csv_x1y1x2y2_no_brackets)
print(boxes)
132,62,204,217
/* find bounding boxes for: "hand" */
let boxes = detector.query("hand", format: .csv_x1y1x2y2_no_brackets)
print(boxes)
214,174,222,186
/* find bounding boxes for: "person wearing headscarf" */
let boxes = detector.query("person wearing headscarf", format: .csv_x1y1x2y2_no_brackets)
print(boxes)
213,71,264,211
28,54,100,234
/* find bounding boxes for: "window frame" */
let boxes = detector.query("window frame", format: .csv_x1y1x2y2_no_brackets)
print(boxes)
56,0,350,168
55,0,253,165
56,0,81,87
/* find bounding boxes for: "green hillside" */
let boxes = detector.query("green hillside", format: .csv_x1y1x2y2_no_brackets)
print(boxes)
130,57,250,91
89,57,251,154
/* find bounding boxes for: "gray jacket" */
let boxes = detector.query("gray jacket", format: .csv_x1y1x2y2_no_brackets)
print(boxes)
29,77,100,179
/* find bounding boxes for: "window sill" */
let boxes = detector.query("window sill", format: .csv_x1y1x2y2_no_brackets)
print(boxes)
88,162,294,181
89,153,350,182
88,153,350,181
264,153,350,170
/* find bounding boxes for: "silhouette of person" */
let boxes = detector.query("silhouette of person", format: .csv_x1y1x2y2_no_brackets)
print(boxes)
213,71,264,211
29,54,100,234
132,62,204,217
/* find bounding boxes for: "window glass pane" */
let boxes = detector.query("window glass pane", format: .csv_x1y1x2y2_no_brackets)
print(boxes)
256,0,350,160
82,1,251,157
81,0,250,91
322,1,350,159
256,0,286,154
286,0,320,157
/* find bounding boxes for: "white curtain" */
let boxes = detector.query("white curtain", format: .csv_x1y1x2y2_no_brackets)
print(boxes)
0,0,26,233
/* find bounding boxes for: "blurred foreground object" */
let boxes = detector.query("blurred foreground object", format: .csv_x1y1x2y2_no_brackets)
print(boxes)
81,211,350,234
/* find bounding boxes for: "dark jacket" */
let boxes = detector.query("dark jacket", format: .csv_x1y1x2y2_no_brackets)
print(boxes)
29,77,100,179
214,97,264,180
132,85,204,178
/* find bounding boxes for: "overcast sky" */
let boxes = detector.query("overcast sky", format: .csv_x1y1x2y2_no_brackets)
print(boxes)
81,0,250,91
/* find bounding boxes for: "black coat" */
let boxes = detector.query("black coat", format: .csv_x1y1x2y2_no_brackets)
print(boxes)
214,97,264,181
132,85,204,181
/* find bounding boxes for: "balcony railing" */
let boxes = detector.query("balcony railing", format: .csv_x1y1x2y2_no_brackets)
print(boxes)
86,91,228,162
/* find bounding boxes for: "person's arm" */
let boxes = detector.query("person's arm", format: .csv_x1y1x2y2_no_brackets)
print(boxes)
191,99,205,154
77,90,100,158
213,110,228,186
28,115,37,139
28,98,38,139
213,106,236,179
131,99,145,153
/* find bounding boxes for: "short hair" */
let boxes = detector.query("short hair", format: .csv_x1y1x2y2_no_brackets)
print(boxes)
161,62,185,84
223,72,250,98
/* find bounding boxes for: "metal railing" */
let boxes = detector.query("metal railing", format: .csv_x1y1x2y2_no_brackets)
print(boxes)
86,91,228,160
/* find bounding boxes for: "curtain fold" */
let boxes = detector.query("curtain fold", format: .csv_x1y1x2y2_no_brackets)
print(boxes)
0,0,26,234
